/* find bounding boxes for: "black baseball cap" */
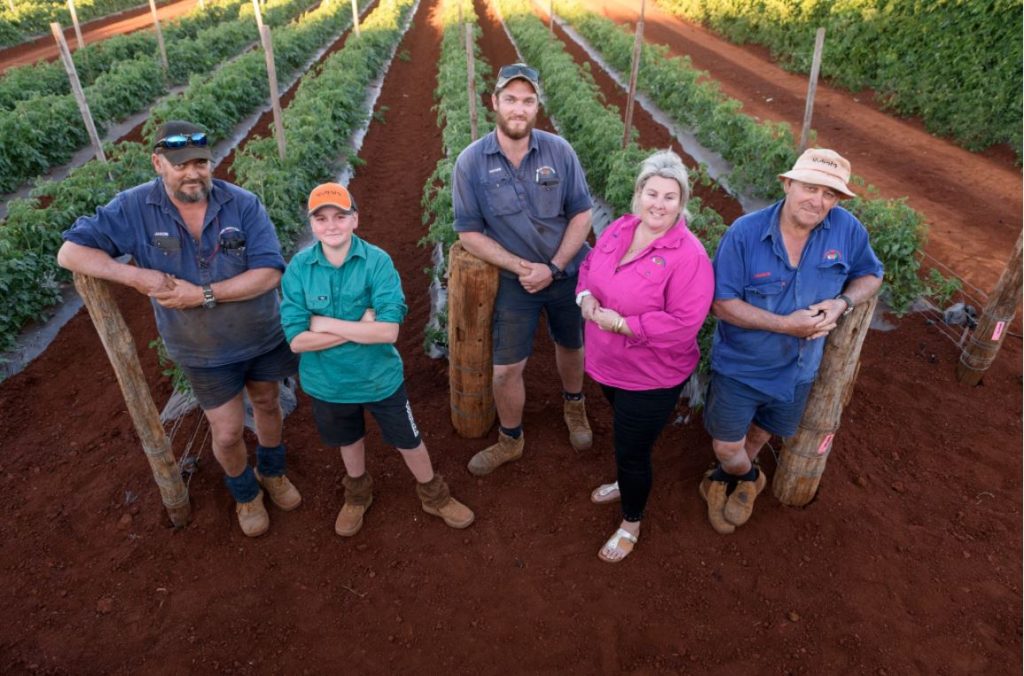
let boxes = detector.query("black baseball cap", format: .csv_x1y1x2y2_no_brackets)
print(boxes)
153,120,213,164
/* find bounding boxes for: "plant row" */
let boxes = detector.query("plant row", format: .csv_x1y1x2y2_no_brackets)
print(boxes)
0,0,369,353
0,0,245,110
0,0,313,193
658,0,1022,159
0,0,149,47
232,0,418,251
558,3,957,313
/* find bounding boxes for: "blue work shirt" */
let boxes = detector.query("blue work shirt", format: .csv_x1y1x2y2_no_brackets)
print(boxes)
452,129,593,277
280,236,407,404
62,178,287,368
710,201,884,401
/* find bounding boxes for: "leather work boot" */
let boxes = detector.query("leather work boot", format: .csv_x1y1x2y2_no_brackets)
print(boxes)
701,478,735,535
236,490,270,537
255,471,302,511
467,431,524,476
416,475,475,529
723,470,768,527
563,398,593,450
335,473,373,537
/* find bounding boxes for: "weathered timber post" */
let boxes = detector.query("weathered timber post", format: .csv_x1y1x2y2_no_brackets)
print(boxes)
957,230,1023,385
259,25,287,161
51,22,106,164
773,294,878,506
73,273,191,527
448,243,498,437
251,0,263,31
548,0,554,33
798,27,826,154
621,0,645,150
351,0,360,36
148,0,169,75
66,0,84,50
464,14,478,141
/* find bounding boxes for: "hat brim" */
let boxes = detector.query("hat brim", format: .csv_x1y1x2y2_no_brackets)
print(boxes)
779,169,855,198
159,146,213,165
308,202,356,217
495,75,539,93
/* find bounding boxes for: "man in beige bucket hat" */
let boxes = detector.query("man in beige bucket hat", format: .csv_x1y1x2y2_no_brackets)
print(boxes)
700,148,884,533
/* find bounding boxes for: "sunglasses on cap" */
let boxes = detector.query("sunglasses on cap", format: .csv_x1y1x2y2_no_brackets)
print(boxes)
498,63,539,82
155,132,209,151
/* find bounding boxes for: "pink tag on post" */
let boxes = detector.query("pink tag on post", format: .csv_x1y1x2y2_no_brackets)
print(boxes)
817,433,834,455
992,321,1006,341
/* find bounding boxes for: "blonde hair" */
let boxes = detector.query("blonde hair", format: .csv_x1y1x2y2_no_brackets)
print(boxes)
631,150,691,221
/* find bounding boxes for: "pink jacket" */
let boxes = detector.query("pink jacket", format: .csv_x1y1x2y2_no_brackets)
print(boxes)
577,214,714,391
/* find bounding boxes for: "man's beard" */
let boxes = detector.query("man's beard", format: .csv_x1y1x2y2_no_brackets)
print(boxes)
496,113,535,140
175,180,211,203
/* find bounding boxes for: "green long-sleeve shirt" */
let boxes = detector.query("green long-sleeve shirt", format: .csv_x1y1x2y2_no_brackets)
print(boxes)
280,236,407,403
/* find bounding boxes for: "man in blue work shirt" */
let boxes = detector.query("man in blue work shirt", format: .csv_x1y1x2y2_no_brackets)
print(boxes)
58,120,300,538
452,63,595,476
701,148,884,534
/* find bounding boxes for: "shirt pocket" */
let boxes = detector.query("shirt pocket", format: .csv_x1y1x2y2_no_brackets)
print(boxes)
482,176,520,216
141,243,183,276
305,290,332,313
340,285,372,320
815,261,850,299
743,281,786,312
535,183,561,219
631,256,669,286
211,248,247,280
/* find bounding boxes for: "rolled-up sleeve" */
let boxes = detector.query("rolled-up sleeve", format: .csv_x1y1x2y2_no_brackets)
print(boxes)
452,155,485,233
712,228,747,301
369,254,407,324
241,198,286,271
61,194,134,258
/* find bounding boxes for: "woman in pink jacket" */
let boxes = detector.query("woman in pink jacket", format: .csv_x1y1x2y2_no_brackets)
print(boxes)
577,150,714,563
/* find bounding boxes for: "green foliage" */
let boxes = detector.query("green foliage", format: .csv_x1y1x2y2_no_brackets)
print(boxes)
658,0,1023,159
148,337,191,394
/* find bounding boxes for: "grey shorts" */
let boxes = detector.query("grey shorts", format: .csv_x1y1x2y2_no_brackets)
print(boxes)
179,340,299,410
492,274,583,365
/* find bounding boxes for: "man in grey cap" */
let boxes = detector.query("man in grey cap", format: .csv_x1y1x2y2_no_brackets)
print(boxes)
452,63,595,476
701,148,884,533
58,120,301,538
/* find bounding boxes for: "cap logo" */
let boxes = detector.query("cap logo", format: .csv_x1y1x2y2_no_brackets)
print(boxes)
811,157,839,169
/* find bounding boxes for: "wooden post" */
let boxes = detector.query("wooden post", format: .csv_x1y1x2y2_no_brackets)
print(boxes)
51,23,106,164
350,0,360,36
5,0,15,16
259,25,287,161
66,0,85,51
251,0,263,31
773,295,878,507
621,0,645,150
465,17,478,141
448,243,498,437
73,273,191,527
798,27,826,154
148,0,169,75
957,230,1023,385
548,0,554,33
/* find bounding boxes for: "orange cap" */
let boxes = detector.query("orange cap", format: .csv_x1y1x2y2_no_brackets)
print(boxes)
307,182,357,215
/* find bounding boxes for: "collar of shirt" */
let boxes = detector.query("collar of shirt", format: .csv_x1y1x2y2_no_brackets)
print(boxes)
761,200,834,266
145,178,234,231
307,234,368,268
481,129,539,159
599,214,689,257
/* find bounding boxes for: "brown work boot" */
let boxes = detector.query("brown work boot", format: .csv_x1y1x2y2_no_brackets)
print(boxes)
701,476,735,535
236,490,270,537
255,471,302,511
335,473,373,537
563,397,593,450
467,430,524,476
417,474,475,529
723,469,768,527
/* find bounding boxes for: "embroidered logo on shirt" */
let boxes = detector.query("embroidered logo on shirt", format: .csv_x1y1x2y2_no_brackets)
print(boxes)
753,271,771,279
824,249,842,262
651,256,666,266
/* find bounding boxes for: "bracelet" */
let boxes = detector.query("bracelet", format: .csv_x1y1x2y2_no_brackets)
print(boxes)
614,317,625,333
575,290,592,307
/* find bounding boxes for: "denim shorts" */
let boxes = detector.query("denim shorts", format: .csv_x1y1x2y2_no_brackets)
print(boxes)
310,382,422,449
179,339,299,410
492,274,583,365
703,372,813,442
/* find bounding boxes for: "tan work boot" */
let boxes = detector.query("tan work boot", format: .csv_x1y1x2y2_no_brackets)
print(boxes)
467,430,524,476
335,473,373,537
417,474,475,529
236,490,270,537
723,469,767,527
255,471,302,511
701,475,735,534
563,397,593,450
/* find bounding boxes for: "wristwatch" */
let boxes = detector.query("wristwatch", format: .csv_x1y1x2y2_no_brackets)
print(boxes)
836,293,854,316
547,262,567,281
202,284,217,309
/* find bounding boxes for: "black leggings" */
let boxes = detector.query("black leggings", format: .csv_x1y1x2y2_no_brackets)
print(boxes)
601,382,684,522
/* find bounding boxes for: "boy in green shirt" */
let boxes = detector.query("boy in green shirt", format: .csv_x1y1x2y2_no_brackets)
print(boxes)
281,183,474,536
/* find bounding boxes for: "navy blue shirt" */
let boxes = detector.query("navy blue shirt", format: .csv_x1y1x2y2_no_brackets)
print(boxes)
710,201,884,401
452,129,593,276
62,178,287,368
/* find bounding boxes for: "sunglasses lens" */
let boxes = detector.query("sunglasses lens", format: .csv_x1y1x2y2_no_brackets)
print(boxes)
161,134,188,149
188,133,208,147
500,64,537,81
156,132,208,150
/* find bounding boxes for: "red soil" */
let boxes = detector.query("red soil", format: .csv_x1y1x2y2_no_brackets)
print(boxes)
0,0,1019,672
0,0,199,73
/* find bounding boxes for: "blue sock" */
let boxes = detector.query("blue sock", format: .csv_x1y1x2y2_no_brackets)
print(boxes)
224,465,260,503
500,425,522,440
256,444,286,477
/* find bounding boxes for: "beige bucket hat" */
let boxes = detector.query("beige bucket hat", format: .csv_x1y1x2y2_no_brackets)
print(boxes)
779,148,855,198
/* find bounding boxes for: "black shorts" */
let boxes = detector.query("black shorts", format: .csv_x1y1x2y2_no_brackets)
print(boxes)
310,382,422,450
179,340,299,410
492,274,584,365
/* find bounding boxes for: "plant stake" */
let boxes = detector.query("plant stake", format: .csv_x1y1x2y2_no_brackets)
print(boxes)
148,0,169,75
798,27,825,154
51,22,106,164
259,25,287,161
621,0,644,150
